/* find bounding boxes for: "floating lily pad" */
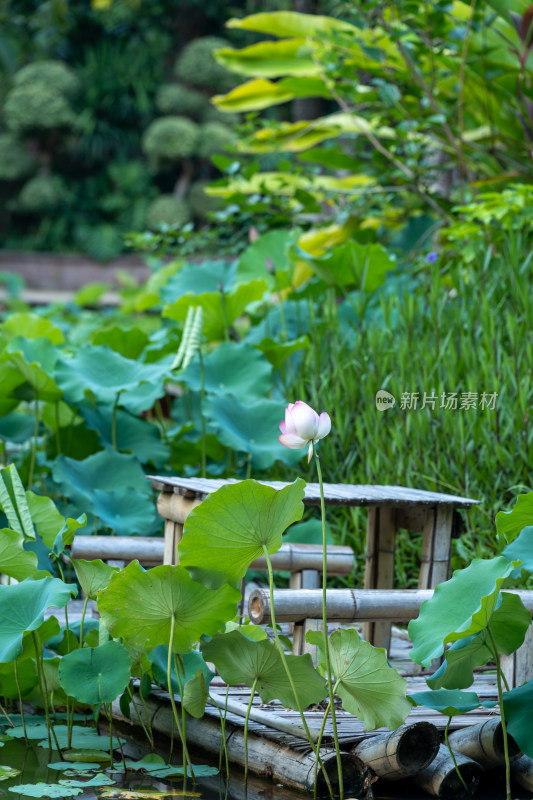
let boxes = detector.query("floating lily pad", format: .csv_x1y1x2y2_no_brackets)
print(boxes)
62,749,112,763
8,783,82,797
59,773,115,788
48,762,101,771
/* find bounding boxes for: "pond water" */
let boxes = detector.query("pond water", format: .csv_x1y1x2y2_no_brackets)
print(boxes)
0,725,530,800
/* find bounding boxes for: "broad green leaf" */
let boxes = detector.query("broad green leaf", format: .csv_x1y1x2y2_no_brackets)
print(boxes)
183,670,208,718
204,394,302,470
503,525,533,572
117,755,217,778
91,326,149,360
409,689,481,716
408,557,517,667
2,337,62,401
148,647,215,695
255,336,309,371
0,577,77,662
496,492,533,542
201,630,327,708
213,78,295,111
90,489,158,537
297,240,396,290
8,785,81,798
503,679,533,757
59,642,131,705
180,342,272,400
80,406,169,469
428,592,531,690
55,346,172,414
236,229,292,288
224,621,267,640
52,449,152,511
71,559,119,601
0,412,35,443
0,464,35,539
226,11,356,37
215,40,320,79
310,628,410,730
0,528,39,580
0,766,20,780
163,280,267,341
161,259,237,298
62,750,111,763
36,726,123,751
48,762,102,771
0,658,39,698
59,773,115,788
3,313,64,344
207,171,375,200
97,561,240,653
26,492,86,548
179,478,305,586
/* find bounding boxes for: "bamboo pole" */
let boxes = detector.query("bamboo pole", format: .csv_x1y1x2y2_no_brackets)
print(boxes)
249,588,533,625
208,692,321,742
447,719,521,768
111,691,365,794
413,744,483,798
511,755,533,791
353,722,440,780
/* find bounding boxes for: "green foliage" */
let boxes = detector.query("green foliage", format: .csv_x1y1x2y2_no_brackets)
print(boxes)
4,84,76,132
142,116,199,168
59,641,131,705
13,60,80,96
16,175,68,212
188,180,221,218
175,36,235,92
0,134,36,181
146,195,191,230
197,121,236,159
155,84,208,118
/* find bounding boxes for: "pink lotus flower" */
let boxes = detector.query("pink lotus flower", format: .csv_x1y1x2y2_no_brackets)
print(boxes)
278,401,331,462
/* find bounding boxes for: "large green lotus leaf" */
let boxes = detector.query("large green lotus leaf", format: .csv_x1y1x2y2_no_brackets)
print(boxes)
71,560,119,601
80,405,169,468
408,557,517,667
236,230,291,289
26,491,86,548
502,678,533,757
0,577,77,662
496,492,533,543
503,525,533,573
204,394,302,470
180,342,272,400
0,412,35,443
52,450,152,511
310,628,410,731
0,464,35,539
201,630,327,708
8,783,81,797
297,240,396,291
59,774,115,788
91,326,149,360
409,689,481,716
117,754,218,778
0,658,39,698
38,727,123,751
3,337,62,401
90,489,158,537
428,592,531,690
97,561,240,653
163,279,267,341
161,259,237,300
59,642,131,705
255,336,309,371
183,670,208,718
55,346,172,413
3,313,64,345
148,646,215,695
179,478,305,586
215,39,320,78
0,528,40,581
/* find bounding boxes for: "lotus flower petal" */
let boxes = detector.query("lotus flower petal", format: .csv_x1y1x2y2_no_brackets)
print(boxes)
278,433,307,449
316,412,331,440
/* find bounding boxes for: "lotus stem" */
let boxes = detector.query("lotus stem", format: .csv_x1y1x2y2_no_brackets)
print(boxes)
111,391,122,451
78,595,89,649
244,677,258,784
199,350,206,478
13,662,26,741
166,616,195,780
444,715,468,794
28,394,39,490
487,625,512,800
127,684,154,750
262,545,333,798
313,444,344,800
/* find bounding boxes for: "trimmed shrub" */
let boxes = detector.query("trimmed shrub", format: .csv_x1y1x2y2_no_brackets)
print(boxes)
146,194,191,229
175,36,235,92
196,121,235,159
17,174,68,211
142,116,199,168
155,84,208,119
0,134,36,181
13,60,81,96
5,84,76,132
188,180,221,219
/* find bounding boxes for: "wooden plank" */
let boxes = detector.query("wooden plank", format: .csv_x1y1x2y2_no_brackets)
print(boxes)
148,476,479,509
163,519,182,566
419,506,454,589
363,507,396,650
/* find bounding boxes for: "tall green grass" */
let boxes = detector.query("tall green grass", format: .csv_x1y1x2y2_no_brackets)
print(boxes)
283,235,533,587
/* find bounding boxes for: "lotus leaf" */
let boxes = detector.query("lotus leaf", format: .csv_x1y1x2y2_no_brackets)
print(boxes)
161,259,237,299
90,489,159,537
59,642,131,705
91,326,149,360
71,560,119,601
496,492,533,542
179,478,305,586
0,528,39,580
148,647,215,694
0,464,35,539
80,405,169,468
409,688,481,716
502,678,533,757
180,341,272,400
98,561,240,653
8,784,82,797
25,492,86,548
0,412,35,443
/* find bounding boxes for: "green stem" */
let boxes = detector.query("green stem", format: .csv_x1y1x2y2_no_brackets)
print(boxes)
174,652,187,760
487,625,512,800
111,391,122,451
199,350,206,479
108,703,114,766
79,595,89,649
313,698,332,796
127,684,154,750
166,618,195,780
262,545,333,798
313,445,344,800
31,631,63,753
0,699,13,728
219,286,230,342
444,715,469,794
13,661,27,742
54,402,62,455
0,438,6,466
138,683,155,750
244,678,258,784
246,453,252,479
28,394,39,490
210,690,230,776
